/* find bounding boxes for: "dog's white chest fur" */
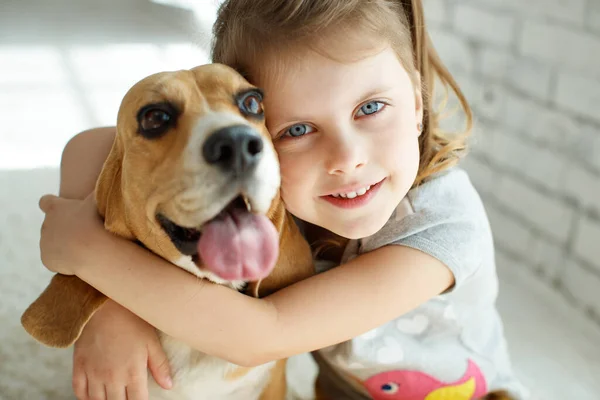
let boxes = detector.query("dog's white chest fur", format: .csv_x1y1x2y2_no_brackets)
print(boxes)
147,333,275,400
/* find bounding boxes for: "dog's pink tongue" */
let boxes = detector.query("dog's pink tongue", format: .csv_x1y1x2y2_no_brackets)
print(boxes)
198,209,279,281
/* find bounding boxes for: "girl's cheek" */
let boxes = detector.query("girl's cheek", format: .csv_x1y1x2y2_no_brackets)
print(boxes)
279,173,306,218
280,164,304,189
278,156,301,187
384,128,419,167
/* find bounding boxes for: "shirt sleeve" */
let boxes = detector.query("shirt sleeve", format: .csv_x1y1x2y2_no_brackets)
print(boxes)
390,214,489,288
364,168,493,289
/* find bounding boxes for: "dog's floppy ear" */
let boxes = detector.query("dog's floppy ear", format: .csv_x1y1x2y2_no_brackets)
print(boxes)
21,274,108,348
95,135,135,240
21,135,135,348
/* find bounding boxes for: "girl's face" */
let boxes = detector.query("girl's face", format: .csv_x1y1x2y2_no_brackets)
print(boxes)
254,43,422,239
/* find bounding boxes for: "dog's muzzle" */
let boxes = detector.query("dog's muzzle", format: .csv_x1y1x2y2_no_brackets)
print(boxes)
203,124,264,177
158,123,279,283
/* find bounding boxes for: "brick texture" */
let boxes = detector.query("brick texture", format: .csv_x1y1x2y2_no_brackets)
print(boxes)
424,0,600,319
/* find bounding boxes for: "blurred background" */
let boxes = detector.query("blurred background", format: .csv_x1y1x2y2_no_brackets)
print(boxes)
0,0,599,399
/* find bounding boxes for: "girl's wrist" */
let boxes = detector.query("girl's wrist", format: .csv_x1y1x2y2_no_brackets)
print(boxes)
73,220,115,274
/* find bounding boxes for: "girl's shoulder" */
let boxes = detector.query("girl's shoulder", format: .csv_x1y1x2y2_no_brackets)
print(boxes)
407,166,485,216
356,166,494,287
365,166,489,242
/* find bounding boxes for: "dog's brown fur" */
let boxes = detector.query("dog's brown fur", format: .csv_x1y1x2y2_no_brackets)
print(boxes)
21,64,314,398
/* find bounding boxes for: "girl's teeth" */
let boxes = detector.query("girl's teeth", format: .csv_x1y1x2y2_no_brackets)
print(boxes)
334,185,372,199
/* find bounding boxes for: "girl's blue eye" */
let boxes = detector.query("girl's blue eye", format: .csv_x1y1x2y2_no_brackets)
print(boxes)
356,101,385,117
284,124,314,138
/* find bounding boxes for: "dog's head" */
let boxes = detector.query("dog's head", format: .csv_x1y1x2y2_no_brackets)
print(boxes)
22,64,314,348
99,63,281,288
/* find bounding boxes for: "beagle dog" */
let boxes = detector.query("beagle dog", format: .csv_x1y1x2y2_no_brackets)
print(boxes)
21,64,314,400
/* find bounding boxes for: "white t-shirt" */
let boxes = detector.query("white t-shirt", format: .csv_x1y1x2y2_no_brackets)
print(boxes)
312,167,529,400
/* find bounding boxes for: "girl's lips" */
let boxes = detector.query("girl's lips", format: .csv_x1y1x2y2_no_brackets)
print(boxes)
321,178,385,209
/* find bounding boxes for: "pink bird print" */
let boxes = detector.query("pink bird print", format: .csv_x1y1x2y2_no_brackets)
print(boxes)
364,359,487,400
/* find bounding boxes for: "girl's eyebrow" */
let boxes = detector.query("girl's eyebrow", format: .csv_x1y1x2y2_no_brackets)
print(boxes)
355,86,396,103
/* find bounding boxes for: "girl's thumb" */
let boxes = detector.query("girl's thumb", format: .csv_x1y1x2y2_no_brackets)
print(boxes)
148,341,174,390
38,194,58,213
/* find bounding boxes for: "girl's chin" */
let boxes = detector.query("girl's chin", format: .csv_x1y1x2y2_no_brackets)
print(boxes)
322,215,391,240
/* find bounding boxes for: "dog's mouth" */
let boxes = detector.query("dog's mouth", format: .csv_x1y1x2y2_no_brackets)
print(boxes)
157,195,247,255
157,194,279,282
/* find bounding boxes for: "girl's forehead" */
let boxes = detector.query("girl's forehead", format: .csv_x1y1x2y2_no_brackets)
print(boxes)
254,43,399,88
250,30,397,83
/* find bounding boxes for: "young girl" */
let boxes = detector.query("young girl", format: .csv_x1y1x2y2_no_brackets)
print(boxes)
37,0,528,399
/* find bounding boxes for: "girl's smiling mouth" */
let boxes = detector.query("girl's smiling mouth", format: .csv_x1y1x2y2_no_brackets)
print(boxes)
321,178,386,209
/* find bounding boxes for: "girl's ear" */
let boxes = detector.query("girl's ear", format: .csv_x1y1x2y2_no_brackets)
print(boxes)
414,72,424,134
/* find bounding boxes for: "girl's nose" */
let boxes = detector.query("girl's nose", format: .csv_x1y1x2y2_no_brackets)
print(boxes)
325,130,367,175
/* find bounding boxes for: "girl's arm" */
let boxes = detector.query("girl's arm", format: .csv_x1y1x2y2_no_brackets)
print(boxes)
53,215,453,367
55,127,174,394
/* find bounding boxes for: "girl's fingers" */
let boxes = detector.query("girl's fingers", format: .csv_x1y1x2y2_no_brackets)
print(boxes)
72,370,88,400
126,382,149,400
38,194,58,213
147,343,173,390
87,379,106,400
104,385,126,400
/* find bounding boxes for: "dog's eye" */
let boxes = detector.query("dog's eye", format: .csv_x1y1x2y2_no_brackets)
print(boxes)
243,95,262,114
137,103,177,139
142,109,170,129
238,91,264,116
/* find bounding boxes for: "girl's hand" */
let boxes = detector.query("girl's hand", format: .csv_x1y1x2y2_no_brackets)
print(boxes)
38,192,104,275
72,300,173,400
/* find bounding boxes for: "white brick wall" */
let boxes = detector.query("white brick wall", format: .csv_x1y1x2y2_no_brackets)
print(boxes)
520,22,600,78
564,166,600,215
564,260,600,317
429,28,475,74
554,73,600,120
453,4,516,47
424,0,600,322
472,0,588,26
496,175,576,243
574,219,600,271
589,1,600,33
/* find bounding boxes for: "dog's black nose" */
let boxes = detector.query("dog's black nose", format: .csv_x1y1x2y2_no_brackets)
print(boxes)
203,125,264,176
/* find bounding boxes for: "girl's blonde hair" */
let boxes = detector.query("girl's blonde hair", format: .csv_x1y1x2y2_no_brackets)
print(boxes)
211,0,473,186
